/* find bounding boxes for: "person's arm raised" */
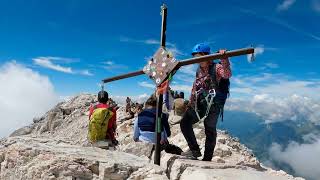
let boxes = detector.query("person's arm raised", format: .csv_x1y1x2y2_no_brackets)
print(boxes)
216,49,232,79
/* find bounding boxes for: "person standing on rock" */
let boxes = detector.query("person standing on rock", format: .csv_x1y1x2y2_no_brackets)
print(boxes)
125,97,132,112
180,43,231,161
89,91,118,146
167,91,187,125
173,92,187,117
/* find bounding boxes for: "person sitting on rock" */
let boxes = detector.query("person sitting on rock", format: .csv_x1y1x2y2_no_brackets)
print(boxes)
179,92,184,99
122,106,135,121
89,91,118,146
133,94,171,144
107,98,118,110
131,103,143,115
174,91,179,99
135,103,143,114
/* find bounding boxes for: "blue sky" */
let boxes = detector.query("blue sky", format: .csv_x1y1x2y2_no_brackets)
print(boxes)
0,0,319,98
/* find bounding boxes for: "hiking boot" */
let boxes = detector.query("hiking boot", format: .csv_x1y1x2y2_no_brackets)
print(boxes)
202,157,212,161
181,149,202,159
202,152,213,161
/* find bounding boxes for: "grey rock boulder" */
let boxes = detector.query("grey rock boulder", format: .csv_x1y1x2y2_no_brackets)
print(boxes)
0,136,167,180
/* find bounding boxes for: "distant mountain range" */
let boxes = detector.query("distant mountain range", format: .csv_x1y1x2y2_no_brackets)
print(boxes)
218,110,320,178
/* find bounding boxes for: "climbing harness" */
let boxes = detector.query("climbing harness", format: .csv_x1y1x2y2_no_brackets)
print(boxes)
194,88,216,122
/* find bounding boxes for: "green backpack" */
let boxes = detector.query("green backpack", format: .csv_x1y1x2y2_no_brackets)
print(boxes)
88,107,113,142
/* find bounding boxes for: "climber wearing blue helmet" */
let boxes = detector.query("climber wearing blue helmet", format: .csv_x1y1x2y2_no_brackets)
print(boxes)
180,43,232,161
191,43,211,56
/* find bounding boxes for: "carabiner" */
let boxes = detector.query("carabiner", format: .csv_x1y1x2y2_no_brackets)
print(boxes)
208,89,216,97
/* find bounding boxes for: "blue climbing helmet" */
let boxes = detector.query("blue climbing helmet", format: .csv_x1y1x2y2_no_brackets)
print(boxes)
192,43,211,55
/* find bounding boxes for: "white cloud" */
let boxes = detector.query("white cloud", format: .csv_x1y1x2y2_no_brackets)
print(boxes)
170,84,192,92
219,67,320,179
144,39,160,45
226,94,320,124
78,70,93,76
111,93,149,105
247,46,264,62
0,61,59,138
224,71,320,180
120,36,174,46
231,87,254,94
136,93,150,102
103,61,114,65
167,46,187,57
226,72,320,124
102,60,128,71
120,36,188,59
172,64,197,85
269,138,320,180
265,63,279,69
119,36,151,44
174,74,195,84
232,73,320,98
33,57,93,76
303,133,320,143
179,64,197,76
138,80,191,95
39,56,79,63
256,80,320,98
33,57,73,73
277,0,296,11
138,81,155,89
144,56,153,62
119,36,178,51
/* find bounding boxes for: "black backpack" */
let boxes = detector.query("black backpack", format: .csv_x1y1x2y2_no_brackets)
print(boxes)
196,63,230,121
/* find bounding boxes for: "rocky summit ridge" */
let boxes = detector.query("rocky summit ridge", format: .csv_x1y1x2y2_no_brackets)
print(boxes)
0,94,304,180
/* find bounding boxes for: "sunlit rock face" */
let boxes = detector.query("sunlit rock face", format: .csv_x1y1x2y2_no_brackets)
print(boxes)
0,94,304,180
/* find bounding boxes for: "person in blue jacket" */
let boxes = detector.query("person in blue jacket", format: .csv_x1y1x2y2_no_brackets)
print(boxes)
133,94,171,144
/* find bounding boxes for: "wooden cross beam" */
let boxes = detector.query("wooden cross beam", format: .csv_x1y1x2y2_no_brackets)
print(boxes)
101,4,254,165
102,47,254,84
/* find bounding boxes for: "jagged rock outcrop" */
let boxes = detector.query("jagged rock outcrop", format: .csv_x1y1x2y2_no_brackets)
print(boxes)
0,136,167,179
1,94,304,180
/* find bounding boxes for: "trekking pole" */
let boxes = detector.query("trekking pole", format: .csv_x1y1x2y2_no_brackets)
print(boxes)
154,3,167,166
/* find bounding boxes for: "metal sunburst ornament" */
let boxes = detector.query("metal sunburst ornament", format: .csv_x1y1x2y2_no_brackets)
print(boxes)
143,47,179,86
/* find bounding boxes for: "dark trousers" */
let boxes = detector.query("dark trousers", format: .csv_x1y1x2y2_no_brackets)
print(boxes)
180,105,220,160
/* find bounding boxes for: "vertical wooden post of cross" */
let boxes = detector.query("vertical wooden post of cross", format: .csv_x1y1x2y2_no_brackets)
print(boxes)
154,4,167,166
